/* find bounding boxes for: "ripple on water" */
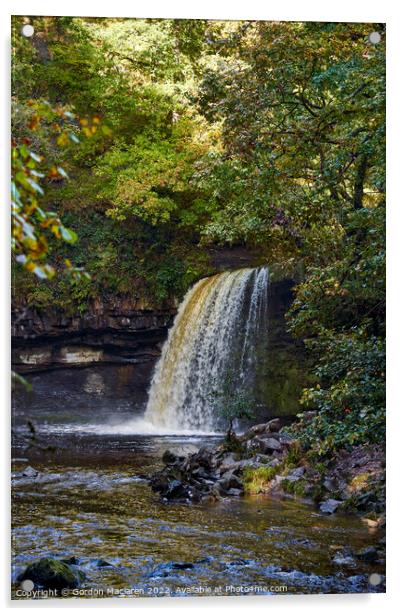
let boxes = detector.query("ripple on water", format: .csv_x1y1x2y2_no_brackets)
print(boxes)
11,435,385,598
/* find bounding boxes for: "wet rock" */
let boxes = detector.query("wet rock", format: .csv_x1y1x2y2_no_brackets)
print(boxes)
266,418,282,432
192,467,217,481
18,557,85,590
257,437,283,454
195,447,215,469
319,498,342,514
218,454,238,473
96,559,114,568
332,551,356,567
162,450,184,465
287,466,305,481
22,466,38,478
171,562,194,570
164,479,189,500
242,418,281,441
356,547,379,563
244,422,271,439
61,556,80,565
226,488,243,497
216,470,243,494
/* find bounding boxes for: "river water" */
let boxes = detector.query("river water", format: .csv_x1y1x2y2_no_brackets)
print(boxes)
11,370,385,598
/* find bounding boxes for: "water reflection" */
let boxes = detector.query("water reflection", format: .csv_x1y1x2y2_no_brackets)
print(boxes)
12,432,385,598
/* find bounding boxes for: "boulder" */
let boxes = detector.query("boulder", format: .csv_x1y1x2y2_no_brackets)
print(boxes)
22,466,38,478
319,498,342,514
61,556,80,565
216,470,243,494
18,557,85,590
286,466,305,482
218,453,238,471
332,551,356,567
245,423,271,438
171,562,194,570
257,437,283,454
242,419,281,441
187,447,215,472
356,547,378,562
96,559,114,568
162,450,184,465
164,479,189,500
226,488,243,497
266,418,282,433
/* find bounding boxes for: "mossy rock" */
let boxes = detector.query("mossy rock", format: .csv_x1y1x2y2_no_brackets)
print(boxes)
18,557,85,590
281,478,309,497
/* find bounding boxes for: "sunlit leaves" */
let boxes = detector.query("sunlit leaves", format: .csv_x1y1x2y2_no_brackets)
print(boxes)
11,100,95,280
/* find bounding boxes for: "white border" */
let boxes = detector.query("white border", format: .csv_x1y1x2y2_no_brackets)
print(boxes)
2,1,401,613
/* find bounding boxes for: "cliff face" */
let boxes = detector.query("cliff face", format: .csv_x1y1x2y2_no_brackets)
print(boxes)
12,296,176,372
256,279,312,419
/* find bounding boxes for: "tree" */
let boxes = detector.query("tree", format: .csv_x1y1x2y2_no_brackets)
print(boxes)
209,372,256,444
195,21,385,452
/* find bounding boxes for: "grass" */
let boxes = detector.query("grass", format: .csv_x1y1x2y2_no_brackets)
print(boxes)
242,465,280,494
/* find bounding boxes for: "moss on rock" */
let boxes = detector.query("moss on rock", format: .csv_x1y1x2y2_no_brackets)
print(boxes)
18,557,85,590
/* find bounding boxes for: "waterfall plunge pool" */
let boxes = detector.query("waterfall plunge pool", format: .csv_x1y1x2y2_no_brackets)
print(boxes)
12,422,385,598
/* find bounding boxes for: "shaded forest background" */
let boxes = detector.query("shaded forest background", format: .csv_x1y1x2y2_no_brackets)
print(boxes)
11,17,385,455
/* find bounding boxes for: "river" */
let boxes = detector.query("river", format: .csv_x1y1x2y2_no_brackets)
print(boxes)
12,378,385,598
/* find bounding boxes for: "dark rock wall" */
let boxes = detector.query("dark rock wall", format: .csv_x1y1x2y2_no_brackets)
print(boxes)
12,296,175,373
255,279,312,418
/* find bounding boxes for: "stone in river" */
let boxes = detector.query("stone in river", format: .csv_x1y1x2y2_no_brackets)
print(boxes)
332,551,356,567
356,547,379,562
18,557,85,590
319,498,342,514
22,466,39,478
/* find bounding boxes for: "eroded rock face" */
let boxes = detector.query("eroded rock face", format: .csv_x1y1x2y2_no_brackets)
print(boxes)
12,296,175,372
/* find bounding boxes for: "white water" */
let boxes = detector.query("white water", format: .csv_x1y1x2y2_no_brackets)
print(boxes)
144,267,269,432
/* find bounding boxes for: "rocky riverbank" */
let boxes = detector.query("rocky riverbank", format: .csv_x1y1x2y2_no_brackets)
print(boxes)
149,416,385,525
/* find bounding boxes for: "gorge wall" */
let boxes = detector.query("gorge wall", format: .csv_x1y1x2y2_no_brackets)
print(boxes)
12,264,310,420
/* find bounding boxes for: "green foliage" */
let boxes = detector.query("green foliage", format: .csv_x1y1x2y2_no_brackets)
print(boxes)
288,204,385,453
193,20,385,453
195,22,385,255
208,371,256,433
11,16,216,308
283,441,303,466
11,99,90,280
242,465,279,494
11,17,385,457
281,478,309,498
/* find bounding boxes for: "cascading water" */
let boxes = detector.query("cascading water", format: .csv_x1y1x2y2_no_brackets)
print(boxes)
144,267,269,432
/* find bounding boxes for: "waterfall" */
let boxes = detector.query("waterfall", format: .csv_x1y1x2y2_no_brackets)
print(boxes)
145,267,269,432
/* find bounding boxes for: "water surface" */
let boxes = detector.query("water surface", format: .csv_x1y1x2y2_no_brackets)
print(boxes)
12,416,385,598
